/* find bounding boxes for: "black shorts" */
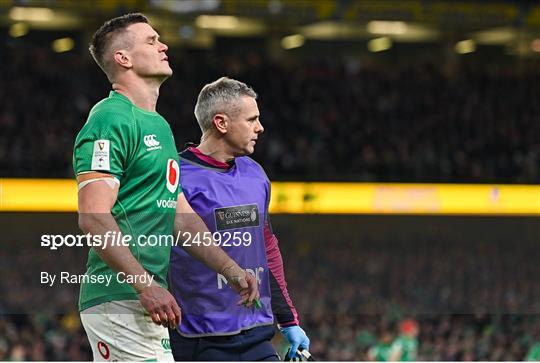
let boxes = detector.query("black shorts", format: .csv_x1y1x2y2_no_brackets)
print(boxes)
169,325,280,361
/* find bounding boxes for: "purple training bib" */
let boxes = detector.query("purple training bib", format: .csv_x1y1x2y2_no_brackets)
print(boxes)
169,155,274,337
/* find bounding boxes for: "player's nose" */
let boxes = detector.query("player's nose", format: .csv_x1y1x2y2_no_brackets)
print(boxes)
255,120,264,134
158,41,168,52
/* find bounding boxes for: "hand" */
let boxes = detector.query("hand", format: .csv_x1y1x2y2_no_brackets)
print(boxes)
138,284,181,329
221,264,260,307
280,325,310,359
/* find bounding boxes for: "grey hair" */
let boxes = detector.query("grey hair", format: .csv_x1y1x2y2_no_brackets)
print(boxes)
194,77,257,133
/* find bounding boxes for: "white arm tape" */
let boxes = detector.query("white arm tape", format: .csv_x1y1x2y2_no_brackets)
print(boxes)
78,177,120,191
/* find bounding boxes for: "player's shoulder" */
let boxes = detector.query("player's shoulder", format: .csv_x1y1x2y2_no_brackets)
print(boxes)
79,95,135,135
89,94,133,122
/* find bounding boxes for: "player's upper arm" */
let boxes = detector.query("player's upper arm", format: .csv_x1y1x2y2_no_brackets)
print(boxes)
77,173,119,213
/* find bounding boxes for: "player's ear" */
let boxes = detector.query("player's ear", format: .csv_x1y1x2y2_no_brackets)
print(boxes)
113,50,132,69
213,113,228,135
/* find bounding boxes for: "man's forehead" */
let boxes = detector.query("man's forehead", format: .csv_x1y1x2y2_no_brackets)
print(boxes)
125,22,158,38
239,96,259,117
240,96,258,109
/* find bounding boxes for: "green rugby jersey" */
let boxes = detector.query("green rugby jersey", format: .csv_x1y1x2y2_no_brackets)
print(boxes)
73,91,181,311
390,336,418,361
368,342,392,361
527,343,540,361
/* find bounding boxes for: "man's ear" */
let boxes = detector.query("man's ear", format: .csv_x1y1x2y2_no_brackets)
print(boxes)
213,113,228,135
113,50,132,70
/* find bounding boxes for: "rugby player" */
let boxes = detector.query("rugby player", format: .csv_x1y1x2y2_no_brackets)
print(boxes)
73,15,258,361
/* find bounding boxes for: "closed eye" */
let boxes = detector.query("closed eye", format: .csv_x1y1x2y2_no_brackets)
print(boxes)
147,35,159,45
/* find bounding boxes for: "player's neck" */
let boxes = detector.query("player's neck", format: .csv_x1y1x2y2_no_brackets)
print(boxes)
112,77,161,112
197,139,234,164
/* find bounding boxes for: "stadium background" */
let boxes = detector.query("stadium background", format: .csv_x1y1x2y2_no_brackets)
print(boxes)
1,0,540,360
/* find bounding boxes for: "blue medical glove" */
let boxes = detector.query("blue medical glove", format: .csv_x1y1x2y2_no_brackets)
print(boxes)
279,325,310,359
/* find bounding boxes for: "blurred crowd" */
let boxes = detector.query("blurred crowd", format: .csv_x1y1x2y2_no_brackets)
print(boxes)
0,314,90,361
1,219,539,360
282,235,540,360
0,246,89,360
1,41,539,182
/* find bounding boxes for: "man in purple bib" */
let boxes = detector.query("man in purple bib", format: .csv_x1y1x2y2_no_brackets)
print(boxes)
169,77,310,361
